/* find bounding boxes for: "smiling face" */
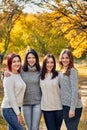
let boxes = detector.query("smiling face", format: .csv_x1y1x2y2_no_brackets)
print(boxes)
46,57,54,73
61,53,70,68
27,53,36,67
11,57,21,73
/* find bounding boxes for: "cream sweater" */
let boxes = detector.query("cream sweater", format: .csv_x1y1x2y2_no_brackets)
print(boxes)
40,73,62,111
1,72,26,115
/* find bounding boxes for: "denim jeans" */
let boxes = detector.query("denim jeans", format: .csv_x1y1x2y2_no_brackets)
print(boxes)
22,104,42,130
63,106,82,130
43,110,63,130
1,108,24,130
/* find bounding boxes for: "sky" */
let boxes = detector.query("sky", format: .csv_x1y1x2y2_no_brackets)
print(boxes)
23,0,55,13
0,0,56,14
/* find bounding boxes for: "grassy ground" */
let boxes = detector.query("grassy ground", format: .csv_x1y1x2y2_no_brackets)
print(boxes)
0,64,87,130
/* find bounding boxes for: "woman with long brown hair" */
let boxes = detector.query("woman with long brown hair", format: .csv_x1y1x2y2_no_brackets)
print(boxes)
58,49,83,130
40,54,63,130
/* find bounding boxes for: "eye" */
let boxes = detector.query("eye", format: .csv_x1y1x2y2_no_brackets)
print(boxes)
62,56,69,59
61,57,64,59
27,57,31,59
47,61,49,64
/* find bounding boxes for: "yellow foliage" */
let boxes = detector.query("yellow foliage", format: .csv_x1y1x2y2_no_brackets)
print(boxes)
26,14,36,22
64,28,87,57
73,48,86,58
65,30,77,40
0,41,4,52
80,42,87,48
69,32,87,48
72,40,87,58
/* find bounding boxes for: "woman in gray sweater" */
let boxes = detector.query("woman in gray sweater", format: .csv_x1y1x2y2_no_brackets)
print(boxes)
21,49,42,130
58,49,83,130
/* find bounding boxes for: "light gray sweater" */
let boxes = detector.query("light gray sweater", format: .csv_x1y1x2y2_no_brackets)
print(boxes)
21,66,41,105
58,68,82,110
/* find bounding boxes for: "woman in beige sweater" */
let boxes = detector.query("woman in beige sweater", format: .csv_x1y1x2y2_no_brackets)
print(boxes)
1,54,26,130
40,54,63,130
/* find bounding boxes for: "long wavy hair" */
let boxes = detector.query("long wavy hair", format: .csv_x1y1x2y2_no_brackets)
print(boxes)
41,54,58,80
22,49,40,72
59,49,74,76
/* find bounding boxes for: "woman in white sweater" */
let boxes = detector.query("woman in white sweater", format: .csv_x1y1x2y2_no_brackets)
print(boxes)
40,54,63,130
1,54,26,130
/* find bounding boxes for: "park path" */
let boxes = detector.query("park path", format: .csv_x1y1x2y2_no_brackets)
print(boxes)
40,79,87,130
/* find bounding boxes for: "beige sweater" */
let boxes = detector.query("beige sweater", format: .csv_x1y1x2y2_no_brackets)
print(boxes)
40,73,62,111
1,72,26,115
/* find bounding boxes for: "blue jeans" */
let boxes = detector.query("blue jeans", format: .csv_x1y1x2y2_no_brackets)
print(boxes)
43,110,63,130
22,104,42,130
1,108,24,130
63,106,82,130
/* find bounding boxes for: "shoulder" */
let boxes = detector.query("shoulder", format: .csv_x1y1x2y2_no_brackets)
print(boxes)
70,67,78,74
3,72,19,82
71,67,77,71
4,73,13,80
70,67,78,79
58,71,62,76
3,75,14,87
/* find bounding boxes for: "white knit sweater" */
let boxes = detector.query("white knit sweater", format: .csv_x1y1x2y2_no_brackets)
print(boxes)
1,72,26,115
40,73,62,111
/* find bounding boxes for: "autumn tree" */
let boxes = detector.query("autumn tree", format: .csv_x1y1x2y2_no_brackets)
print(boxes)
0,0,32,64
0,0,22,64
18,12,68,56
34,12,68,56
41,0,87,58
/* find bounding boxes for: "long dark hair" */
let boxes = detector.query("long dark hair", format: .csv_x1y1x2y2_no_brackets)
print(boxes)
7,53,21,73
59,49,74,76
41,54,58,80
22,49,40,72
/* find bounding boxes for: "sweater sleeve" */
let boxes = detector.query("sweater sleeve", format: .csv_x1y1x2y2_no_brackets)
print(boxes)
58,73,61,88
3,76,20,115
69,68,78,110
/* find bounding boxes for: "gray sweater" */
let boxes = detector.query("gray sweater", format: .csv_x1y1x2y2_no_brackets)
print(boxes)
21,66,41,105
58,68,82,110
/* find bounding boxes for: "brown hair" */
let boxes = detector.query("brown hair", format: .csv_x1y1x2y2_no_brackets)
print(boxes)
59,49,74,76
41,54,58,80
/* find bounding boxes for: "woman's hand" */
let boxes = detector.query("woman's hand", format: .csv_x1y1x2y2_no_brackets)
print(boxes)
4,71,11,77
17,114,23,124
69,109,75,118
78,90,81,99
